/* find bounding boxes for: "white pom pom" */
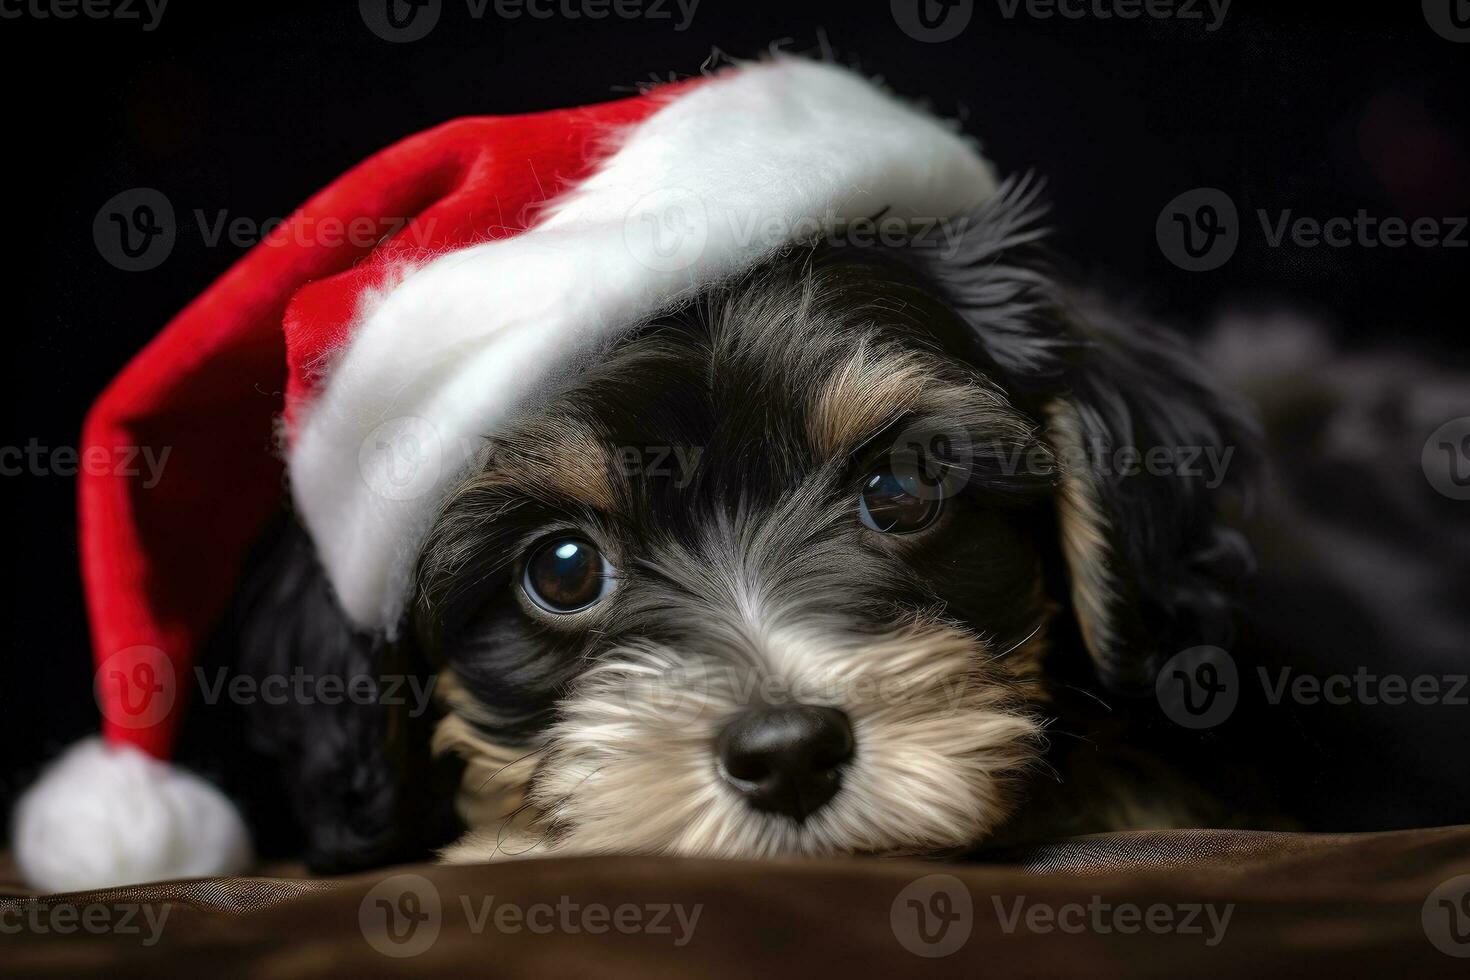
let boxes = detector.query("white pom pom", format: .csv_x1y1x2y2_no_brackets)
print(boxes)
13,738,253,892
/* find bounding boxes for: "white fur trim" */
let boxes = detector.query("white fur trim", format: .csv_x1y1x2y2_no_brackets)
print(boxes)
12,738,252,892
289,58,998,630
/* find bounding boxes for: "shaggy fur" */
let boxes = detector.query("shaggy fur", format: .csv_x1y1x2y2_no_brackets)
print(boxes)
217,179,1267,870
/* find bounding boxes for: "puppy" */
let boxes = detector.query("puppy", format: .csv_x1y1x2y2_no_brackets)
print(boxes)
222,179,1259,870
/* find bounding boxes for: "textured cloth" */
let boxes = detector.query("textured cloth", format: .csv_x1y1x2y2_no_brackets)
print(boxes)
3,826,1469,976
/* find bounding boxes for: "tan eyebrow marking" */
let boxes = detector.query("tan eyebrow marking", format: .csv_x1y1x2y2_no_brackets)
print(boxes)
807,338,1041,475
808,343,933,459
487,418,618,513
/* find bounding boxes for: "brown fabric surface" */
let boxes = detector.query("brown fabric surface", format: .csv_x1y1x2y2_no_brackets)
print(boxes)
2,826,1468,977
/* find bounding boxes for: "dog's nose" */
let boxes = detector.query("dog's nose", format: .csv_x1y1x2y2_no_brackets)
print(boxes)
716,704,855,822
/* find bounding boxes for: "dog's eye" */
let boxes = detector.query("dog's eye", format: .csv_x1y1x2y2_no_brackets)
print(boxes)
522,538,615,613
858,469,940,533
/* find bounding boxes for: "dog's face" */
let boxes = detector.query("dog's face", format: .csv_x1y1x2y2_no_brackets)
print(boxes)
416,250,1067,861
252,184,1251,868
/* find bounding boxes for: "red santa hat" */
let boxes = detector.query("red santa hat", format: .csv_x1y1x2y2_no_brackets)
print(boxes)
13,57,997,891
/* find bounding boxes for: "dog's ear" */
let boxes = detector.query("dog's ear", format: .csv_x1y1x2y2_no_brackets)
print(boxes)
899,176,1258,691
1041,309,1258,690
223,515,462,871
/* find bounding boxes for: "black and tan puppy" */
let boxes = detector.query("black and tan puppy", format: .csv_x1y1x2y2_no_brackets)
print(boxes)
223,179,1260,870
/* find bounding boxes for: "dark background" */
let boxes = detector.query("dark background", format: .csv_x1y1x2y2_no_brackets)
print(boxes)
2,2,1467,820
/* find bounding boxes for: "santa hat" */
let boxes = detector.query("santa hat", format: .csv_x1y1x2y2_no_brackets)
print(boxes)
13,57,997,891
